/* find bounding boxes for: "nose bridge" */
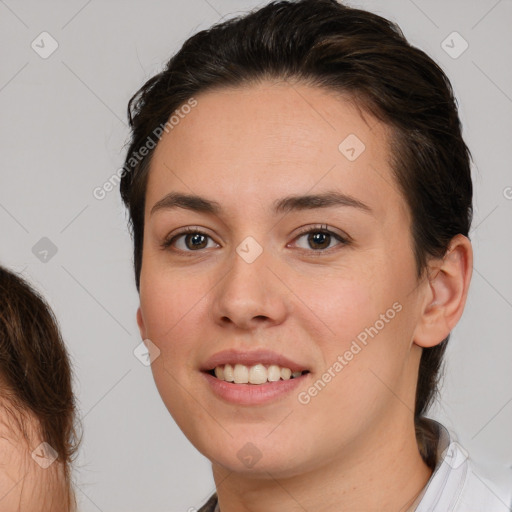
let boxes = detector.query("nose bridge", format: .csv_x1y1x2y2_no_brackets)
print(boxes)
212,234,286,327
226,234,270,301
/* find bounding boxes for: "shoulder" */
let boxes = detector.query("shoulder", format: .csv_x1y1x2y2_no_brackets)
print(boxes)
416,432,510,512
453,460,511,512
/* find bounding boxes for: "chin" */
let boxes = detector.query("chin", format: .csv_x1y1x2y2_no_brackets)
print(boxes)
192,431,311,479
210,452,308,479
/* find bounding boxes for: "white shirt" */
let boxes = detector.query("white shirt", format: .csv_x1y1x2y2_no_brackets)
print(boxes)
412,419,511,511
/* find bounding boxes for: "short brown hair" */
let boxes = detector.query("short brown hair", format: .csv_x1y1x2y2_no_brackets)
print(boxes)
120,0,472,467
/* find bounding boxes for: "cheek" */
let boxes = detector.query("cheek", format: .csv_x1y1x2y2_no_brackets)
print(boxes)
297,264,410,395
139,269,208,429
300,264,388,345
140,264,204,337
139,266,211,374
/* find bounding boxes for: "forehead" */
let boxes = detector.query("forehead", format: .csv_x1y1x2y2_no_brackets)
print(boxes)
145,81,406,221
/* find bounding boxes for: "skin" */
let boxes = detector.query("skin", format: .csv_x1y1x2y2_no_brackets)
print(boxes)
136,80,472,512
0,401,69,511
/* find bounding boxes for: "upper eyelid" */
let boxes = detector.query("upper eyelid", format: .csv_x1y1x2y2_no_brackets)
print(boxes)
294,224,348,239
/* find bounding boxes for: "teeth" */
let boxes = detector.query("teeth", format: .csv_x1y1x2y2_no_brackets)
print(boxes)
211,363,307,384
281,367,291,380
233,364,249,383
248,364,267,385
223,364,234,382
268,365,281,382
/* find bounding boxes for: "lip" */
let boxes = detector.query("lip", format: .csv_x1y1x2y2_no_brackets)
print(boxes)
201,348,309,373
200,349,311,406
201,371,309,406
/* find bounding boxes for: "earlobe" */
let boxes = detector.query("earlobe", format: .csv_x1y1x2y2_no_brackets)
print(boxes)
136,306,147,340
413,234,473,348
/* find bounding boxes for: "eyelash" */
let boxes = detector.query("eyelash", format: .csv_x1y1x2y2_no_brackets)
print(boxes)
161,224,350,256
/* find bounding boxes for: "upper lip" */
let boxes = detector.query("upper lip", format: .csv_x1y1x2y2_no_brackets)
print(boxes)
201,349,310,373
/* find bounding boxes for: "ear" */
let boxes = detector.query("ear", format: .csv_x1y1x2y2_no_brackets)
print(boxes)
136,306,147,340
413,234,473,348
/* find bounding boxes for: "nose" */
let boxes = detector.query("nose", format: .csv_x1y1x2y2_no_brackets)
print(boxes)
210,238,289,331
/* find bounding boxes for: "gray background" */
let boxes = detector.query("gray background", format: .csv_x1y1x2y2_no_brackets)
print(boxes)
1,0,511,510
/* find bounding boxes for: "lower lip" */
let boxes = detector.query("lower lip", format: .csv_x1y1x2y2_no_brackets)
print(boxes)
202,372,308,405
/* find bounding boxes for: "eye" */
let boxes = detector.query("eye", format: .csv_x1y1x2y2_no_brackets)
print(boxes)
291,224,349,253
161,224,350,255
161,227,218,252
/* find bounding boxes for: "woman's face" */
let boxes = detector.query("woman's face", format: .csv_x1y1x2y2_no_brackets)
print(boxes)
137,81,429,476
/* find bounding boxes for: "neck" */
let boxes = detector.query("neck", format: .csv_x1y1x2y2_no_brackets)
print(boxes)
211,415,433,512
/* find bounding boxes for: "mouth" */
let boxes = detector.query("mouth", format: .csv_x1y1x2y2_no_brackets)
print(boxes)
201,350,311,405
204,363,310,385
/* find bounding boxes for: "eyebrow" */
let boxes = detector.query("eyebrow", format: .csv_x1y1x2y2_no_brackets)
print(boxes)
150,191,373,216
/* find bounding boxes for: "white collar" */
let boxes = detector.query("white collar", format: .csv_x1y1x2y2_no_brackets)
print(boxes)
413,418,509,511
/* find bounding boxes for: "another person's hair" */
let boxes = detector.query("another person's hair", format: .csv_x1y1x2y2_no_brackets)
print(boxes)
0,265,82,510
119,0,473,468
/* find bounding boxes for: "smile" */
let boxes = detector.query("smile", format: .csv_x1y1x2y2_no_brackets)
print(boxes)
207,363,309,385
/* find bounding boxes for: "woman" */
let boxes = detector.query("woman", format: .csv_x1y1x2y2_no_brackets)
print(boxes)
0,266,81,511
119,1,509,510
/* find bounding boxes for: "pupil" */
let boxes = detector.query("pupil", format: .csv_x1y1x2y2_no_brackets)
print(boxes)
310,232,329,249
187,233,206,249
184,232,330,251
